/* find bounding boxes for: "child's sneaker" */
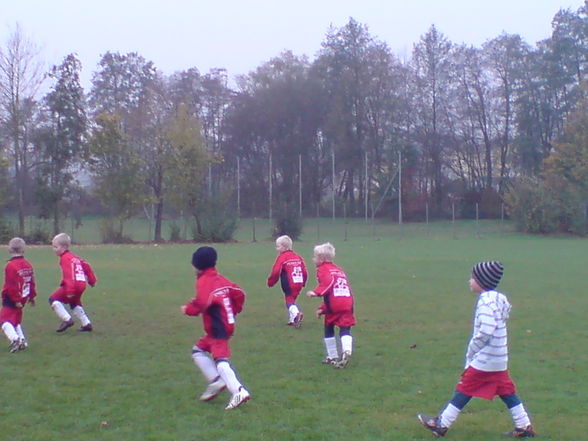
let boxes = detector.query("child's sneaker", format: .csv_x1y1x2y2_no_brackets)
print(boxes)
335,350,352,368
505,425,536,438
293,312,304,329
417,413,448,437
18,338,28,350
200,377,226,401
8,340,20,353
225,386,250,410
56,319,74,333
78,324,93,332
322,357,338,365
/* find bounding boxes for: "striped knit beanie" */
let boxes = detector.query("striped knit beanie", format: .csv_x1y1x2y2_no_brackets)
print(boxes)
472,261,504,291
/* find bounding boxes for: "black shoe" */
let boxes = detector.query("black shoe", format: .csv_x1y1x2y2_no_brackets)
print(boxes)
505,425,536,438
417,413,448,438
56,319,74,333
78,324,93,332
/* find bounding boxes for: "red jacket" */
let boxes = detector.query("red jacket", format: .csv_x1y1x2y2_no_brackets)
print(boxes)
267,250,308,295
184,267,245,340
312,261,354,315
58,250,97,294
2,256,36,308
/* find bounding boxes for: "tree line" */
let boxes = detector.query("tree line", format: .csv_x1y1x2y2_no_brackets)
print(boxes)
1,4,587,241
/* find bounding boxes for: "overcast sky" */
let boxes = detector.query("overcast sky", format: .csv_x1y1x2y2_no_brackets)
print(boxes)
1,0,583,88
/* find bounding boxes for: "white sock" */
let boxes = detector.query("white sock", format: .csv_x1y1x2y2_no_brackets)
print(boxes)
288,304,299,322
72,306,91,326
2,322,18,342
439,403,461,428
15,324,26,341
217,360,242,395
340,334,353,353
324,337,338,359
191,349,219,382
509,403,531,428
51,301,71,321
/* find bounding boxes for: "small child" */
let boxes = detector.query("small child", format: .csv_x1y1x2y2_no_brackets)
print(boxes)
267,235,308,328
306,242,355,368
417,261,536,438
1,237,36,352
181,246,251,410
49,233,97,333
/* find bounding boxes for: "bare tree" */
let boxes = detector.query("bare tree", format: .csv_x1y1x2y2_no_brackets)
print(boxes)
0,24,45,234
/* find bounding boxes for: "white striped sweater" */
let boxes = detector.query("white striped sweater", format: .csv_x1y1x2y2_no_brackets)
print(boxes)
465,290,512,372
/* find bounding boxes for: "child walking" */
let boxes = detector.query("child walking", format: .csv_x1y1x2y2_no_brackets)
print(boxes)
1,238,36,352
417,261,536,438
267,235,308,328
182,246,251,410
306,242,355,368
49,233,97,333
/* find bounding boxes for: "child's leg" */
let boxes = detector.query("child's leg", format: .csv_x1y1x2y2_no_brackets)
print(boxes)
1,321,19,343
286,303,299,323
438,391,472,428
49,290,72,322
15,324,26,340
323,324,338,360
191,346,220,382
500,394,532,429
216,358,244,395
72,305,91,327
339,327,353,354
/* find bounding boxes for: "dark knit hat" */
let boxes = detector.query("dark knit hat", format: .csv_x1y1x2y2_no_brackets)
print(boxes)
472,261,504,290
192,246,217,270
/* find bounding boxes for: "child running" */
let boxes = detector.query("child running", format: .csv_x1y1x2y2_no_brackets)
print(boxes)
267,235,307,328
306,242,356,368
1,237,36,352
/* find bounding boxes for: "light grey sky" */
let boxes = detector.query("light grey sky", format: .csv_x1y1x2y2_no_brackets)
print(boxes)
1,0,582,88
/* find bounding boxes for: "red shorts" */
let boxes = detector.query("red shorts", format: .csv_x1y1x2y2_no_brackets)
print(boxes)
196,335,231,359
0,306,23,326
50,287,85,307
324,310,356,328
284,290,301,306
456,366,517,400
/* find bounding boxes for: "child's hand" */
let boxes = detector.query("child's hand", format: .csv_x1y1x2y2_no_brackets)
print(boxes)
306,290,316,298
180,305,187,314
315,307,324,318
29,299,36,307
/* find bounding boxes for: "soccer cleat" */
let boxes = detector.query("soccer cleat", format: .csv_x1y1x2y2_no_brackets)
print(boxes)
56,319,74,333
9,340,20,353
293,312,304,329
417,413,448,438
505,425,536,438
200,377,226,401
225,386,251,410
18,339,28,350
78,324,93,332
335,350,352,368
322,357,338,365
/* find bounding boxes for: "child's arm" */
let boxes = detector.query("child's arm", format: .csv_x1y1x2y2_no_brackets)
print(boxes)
465,303,497,365
266,255,282,287
81,260,97,287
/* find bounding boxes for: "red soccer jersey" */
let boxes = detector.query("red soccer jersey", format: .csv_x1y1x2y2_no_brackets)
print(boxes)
267,250,308,295
2,256,36,307
58,250,97,294
312,261,354,315
183,267,246,340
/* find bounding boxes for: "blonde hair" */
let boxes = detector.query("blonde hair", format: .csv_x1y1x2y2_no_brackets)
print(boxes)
52,233,71,248
313,242,335,262
8,237,26,255
275,235,293,250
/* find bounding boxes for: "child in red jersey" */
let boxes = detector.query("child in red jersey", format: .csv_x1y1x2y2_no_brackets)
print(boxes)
267,235,308,328
306,242,356,368
49,233,97,333
1,237,36,352
181,246,251,410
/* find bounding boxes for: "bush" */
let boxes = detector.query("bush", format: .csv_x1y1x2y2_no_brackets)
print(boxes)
273,211,303,240
168,222,182,242
99,218,134,244
23,225,52,245
505,177,587,235
0,218,15,243
191,196,238,242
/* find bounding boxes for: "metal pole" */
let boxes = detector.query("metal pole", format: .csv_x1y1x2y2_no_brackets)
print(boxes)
237,157,240,217
398,151,402,225
269,153,272,220
208,163,212,197
299,154,302,217
364,152,368,222
332,150,336,220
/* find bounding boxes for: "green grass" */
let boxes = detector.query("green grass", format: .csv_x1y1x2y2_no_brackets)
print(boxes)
0,221,586,440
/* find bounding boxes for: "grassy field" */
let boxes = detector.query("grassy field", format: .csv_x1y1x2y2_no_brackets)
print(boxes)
0,221,586,440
